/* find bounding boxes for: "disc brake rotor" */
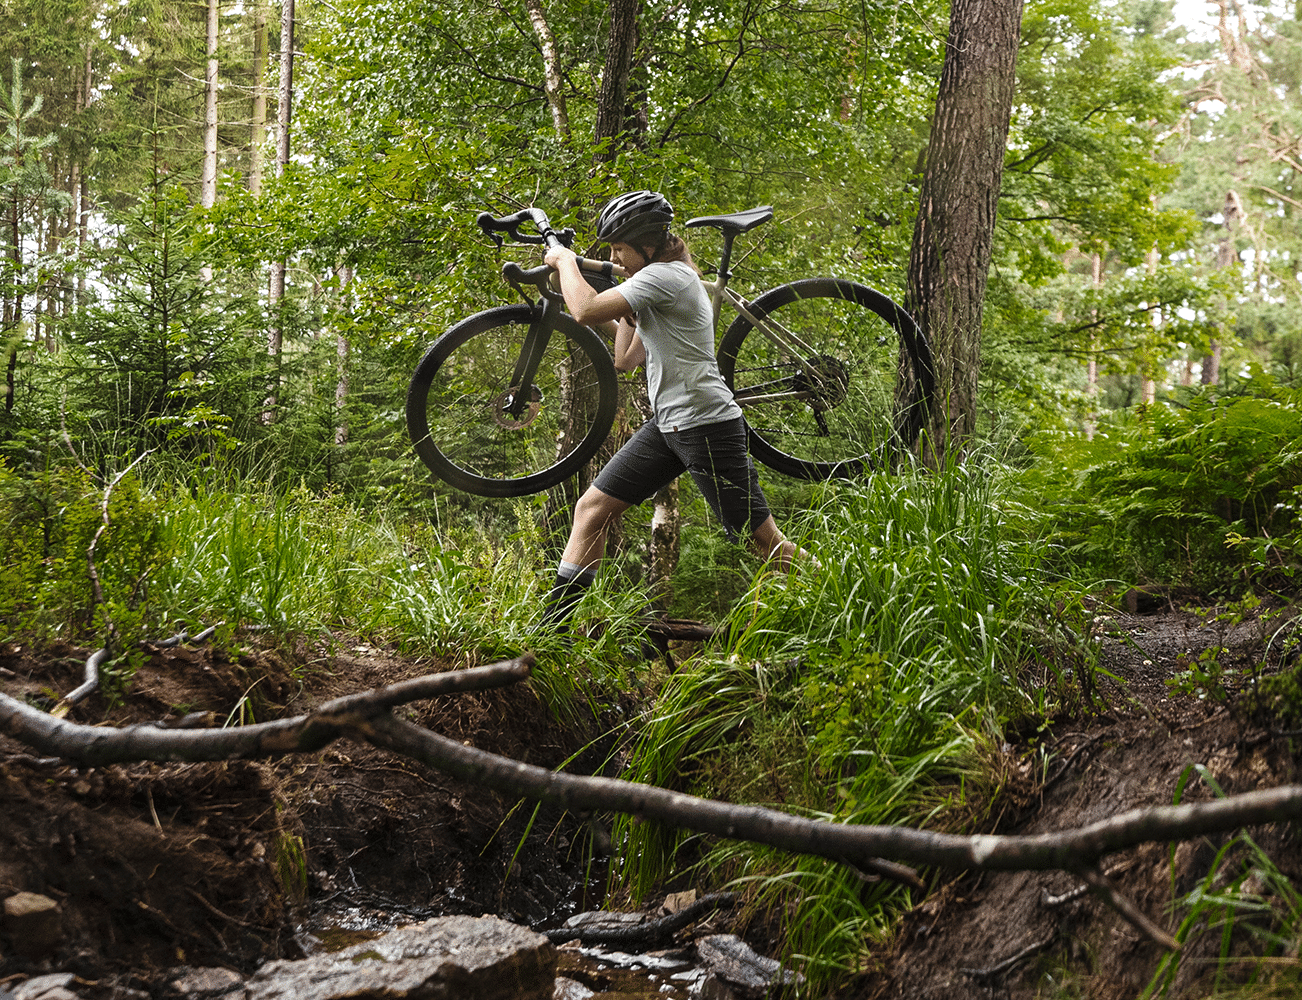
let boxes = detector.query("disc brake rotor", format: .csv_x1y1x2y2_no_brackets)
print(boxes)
492,385,543,430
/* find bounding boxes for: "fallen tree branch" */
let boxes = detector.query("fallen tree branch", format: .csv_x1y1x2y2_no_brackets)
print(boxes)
3,657,536,763
53,624,220,717
1078,867,1181,952
3,657,1299,939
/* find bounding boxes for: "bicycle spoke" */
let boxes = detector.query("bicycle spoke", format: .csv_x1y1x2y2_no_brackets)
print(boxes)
718,279,929,479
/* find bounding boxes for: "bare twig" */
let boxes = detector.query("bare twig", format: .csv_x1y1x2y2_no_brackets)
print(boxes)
1043,734,1102,791
1079,867,1181,952
961,932,1057,979
544,892,740,945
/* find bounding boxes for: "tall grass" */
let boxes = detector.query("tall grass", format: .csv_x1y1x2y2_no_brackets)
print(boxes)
0,474,643,713
612,458,1056,988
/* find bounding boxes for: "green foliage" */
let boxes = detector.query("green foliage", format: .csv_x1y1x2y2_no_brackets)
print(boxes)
0,458,169,702
613,458,1060,988
1026,376,1302,590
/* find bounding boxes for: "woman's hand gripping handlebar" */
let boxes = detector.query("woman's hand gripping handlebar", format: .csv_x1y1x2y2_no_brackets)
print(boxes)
477,207,627,292
476,208,567,292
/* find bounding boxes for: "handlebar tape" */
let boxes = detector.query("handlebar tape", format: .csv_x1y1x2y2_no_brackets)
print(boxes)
477,208,573,249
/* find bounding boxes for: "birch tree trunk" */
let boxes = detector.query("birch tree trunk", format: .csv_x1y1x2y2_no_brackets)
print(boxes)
201,0,219,212
200,0,219,283
523,0,570,140
647,480,680,611
265,0,293,422
903,0,1023,462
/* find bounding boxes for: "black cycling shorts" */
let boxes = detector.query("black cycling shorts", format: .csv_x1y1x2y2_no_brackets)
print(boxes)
593,417,771,541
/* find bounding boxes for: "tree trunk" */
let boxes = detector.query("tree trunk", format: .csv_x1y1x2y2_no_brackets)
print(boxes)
593,0,637,163
265,0,293,422
4,187,21,413
1203,189,1242,387
250,1,268,195
1141,246,1159,405
201,0,219,212
1085,252,1102,439
523,0,570,140
903,0,1023,462
77,42,92,304
647,479,680,611
335,265,352,449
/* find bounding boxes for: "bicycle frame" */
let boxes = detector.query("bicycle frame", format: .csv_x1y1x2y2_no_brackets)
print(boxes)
485,204,849,420
578,230,831,410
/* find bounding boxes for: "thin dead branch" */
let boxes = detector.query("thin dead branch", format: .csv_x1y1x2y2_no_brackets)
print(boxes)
961,932,1057,980
544,892,741,945
5,657,1302,942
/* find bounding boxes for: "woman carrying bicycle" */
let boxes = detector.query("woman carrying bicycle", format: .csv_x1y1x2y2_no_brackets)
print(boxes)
536,190,806,630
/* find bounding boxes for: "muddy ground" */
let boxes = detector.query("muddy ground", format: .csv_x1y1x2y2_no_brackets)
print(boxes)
1,595,1300,998
859,593,1302,999
0,640,618,995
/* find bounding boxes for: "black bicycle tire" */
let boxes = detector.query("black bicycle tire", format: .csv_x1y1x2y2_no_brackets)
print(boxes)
406,304,619,497
717,278,935,480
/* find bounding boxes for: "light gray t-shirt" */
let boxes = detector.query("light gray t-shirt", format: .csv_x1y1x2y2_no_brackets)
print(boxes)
617,261,743,432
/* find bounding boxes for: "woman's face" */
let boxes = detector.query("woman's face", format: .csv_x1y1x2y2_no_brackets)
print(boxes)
610,241,648,275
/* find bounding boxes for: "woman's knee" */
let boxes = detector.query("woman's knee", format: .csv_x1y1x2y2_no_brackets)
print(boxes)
574,488,626,530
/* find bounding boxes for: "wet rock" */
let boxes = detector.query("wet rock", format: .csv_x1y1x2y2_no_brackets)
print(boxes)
162,967,244,998
3,895,63,958
694,935,802,998
696,972,740,1000
552,977,594,1000
11,974,77,1000
562,910,648,932
246,914,556,1000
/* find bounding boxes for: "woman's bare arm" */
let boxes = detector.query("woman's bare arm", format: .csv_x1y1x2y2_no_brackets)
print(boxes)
613,317,645,371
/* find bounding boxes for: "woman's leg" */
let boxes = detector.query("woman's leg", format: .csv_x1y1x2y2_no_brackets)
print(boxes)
747,515,799,571
664,419,813,573
535,421,683,632
562,487,633,570
535,488,631,630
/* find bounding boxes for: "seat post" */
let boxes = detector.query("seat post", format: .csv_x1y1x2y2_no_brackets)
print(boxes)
708,230,740,326
716,229,739,282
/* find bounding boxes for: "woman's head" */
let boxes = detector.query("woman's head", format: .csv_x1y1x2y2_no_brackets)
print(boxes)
598,190,695,270
597,190,674,247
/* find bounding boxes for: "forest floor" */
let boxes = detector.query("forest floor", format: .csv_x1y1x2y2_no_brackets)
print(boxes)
1,593,1300,999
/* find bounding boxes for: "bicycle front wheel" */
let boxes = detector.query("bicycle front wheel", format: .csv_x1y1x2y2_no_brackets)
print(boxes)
717,279,934,480
406,304,618,497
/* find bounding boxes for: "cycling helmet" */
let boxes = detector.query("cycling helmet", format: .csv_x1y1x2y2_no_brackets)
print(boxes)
596,190,674,246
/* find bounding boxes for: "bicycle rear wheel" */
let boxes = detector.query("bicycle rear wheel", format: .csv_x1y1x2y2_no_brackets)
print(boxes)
717,278,934,480
406,304,618,497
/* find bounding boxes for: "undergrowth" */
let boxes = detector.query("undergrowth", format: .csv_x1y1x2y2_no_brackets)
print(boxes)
1024,374,1302,592
611,457,1066,991
0,469,644,716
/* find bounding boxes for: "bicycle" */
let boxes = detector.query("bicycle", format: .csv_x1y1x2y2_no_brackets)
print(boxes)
406,205,935,498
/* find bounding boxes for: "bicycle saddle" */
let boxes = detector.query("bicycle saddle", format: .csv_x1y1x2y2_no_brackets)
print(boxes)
685,206,773,235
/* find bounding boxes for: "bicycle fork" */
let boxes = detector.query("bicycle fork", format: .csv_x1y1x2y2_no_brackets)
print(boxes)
502,295,562,422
